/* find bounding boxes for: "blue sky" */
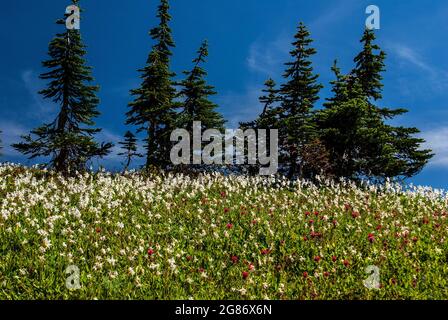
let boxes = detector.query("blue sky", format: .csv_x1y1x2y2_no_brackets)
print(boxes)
0,0,447,188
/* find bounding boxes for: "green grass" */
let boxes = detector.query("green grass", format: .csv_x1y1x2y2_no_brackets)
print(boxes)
0,164,447,299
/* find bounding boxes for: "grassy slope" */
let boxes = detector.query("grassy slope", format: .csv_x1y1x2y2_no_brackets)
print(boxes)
0,164,447,299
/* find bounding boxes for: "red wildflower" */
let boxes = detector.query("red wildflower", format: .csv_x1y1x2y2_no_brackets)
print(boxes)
198,268,205,273
368,233,375,243
343,259,350,267
231,256,239,264
314,211,319,216
352,211,360,219
376,225,382,231
303,272,309,279
186,255,192,261
95,227,101,233
323,271,330,277
305,211,311,216
412,237,418,243
332,256,337,262
252,220,258,225
224,208,230,213
147,248,155,256
310,231,322,238
422,217,429,225
314,256,321,263
242,271,249,280
261,248,271,255
309,219,315,225
220,191,226,198
249,263,255,271
226,223,233,229
332,220,338,226
303,236,308,241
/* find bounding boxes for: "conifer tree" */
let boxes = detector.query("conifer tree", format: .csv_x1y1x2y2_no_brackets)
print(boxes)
238,78,281,175
351,29,386,101
256,78,281,129
279,22,323,178
177,40,225,133
127,0,177,170
317,30,433,181
13,1,112,175
118,131,142,171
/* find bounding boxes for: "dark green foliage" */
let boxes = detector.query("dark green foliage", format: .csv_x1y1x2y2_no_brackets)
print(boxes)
239,79,281,175
12,1,112,175
278,22,323,178
127,0,177,170
118,131,142,171
317,30,433,181
177,40,225,133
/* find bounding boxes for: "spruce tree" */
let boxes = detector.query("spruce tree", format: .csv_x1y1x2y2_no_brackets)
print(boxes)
239,79,281,175
351,29,386,101
317,30,433,181
177,40,225,133
13,1,112,175
256,78,281,129
127,0,177,170
279,22,323,178
118,131,142,171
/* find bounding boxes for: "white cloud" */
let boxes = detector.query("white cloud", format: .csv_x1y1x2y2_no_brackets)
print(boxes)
246,34,290,76
217,86,265,128
0,120,28,157
421,126,448,167
21,70,56,119
389,44,448,92
391,44,436,75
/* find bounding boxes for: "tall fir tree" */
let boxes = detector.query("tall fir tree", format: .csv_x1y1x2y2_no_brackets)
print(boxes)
127,0,177,170
177,40,225,133
279,22,323,178
13,1,112,175
317,30,433,181
118,131,142,171
256,78,281,129
239,78,281,175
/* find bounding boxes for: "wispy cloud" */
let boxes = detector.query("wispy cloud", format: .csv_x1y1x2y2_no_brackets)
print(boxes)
217,86,264,128
421,126,448,167
0,120,28,157
246,34,289,76
391,44,436,75
21,70,55,119
389,44,448,92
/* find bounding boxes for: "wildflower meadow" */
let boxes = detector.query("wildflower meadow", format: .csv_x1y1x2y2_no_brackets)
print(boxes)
0,164,446,300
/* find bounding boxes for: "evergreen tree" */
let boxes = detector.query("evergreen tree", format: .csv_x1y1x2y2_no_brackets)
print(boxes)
351,29,386,101
317,30,433,181
177,40,225,133
127,0,177,170
239,79,281,174
13,1,112,175
256,78,281,129
118,131,142,171
279,22,323,178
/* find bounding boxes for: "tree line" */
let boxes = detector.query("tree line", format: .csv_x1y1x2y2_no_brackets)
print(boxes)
0,0,433,182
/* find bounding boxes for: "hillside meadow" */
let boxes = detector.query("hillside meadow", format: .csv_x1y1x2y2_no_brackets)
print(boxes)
0,164,447,299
